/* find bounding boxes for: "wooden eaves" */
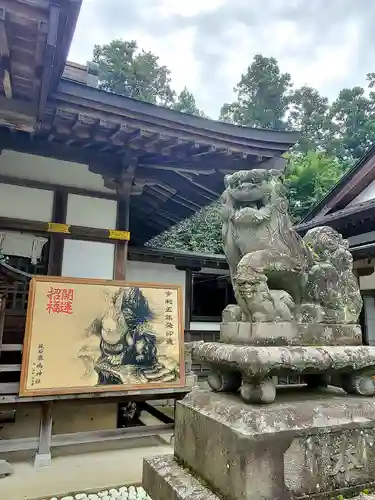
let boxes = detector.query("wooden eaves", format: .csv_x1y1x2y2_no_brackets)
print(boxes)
0,76,299,243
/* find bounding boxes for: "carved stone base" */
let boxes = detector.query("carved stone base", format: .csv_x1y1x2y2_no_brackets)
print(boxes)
163,390,375,500
194,343,375,404
220,321,362,346
240,378,276,404
207,370,241,392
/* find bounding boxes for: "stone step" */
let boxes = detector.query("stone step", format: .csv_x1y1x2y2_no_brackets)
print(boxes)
143,455,219,500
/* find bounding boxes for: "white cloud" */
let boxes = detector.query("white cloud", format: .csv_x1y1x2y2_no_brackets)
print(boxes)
69,0,375,118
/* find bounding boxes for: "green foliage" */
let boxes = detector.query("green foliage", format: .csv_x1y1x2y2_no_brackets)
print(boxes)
93,40,204,116
284,152,349,222
92,40,375,254
93,40,174,106
220,55,292,129
287,86,331,153
171,87,206,117
147,202,223,254
328,80,375,161
220,55,375,162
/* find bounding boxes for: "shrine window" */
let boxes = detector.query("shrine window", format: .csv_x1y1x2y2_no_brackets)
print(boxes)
4,243,49,312
190,272,234,322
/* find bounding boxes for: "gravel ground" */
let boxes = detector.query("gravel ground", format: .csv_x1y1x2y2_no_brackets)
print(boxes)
44,486,151,500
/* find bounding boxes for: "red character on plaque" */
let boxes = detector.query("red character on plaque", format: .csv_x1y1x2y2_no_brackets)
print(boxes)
46,287,74,314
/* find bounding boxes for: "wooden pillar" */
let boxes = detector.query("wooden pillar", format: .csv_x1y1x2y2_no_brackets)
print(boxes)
114,155,137,281
114,186,131,281
34,401,53,468
0,295,5,357
48,191,67,276
184,270,192,335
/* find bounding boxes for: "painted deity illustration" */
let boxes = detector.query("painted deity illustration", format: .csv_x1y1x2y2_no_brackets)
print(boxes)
77,287,179,386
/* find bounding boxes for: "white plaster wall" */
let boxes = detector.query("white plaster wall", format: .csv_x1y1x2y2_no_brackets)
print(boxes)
126,261,186,323
360,271,375,291
0,151,112,193
190,321,220,331
66,194,117,229
62,240,115,279
0,183,53,221
349,178,375,206
363,296,375,346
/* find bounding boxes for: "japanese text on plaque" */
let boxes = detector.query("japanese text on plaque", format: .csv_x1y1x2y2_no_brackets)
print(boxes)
31,343,45,386
46,287,75,314
165,290,175,345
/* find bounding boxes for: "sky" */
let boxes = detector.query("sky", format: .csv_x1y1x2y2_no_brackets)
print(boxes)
69,0,375,118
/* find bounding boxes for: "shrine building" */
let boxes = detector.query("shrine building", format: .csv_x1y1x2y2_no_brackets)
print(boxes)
0,0,299,472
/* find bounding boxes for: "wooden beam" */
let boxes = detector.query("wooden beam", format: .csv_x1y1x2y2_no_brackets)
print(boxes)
171,194,200,211
137,402,174,424
0,96,36,117
176,172,219,200
0,216,130,242
138,163,216,176
113,129,148,155
0,382,19,394
0,0,49,23
0,8,11,99
0,174,117,201
0,364,21,372
0,129,120,169
38,4,59,119
0,386,189,405
1,344,22,352
109,123,129,144
57,79,299,154
0,423,174,454
161,138,189,156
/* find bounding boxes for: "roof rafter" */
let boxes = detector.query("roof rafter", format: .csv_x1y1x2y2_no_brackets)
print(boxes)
0,8,11,99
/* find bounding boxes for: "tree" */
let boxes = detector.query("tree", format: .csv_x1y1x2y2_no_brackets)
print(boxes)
90,44,375,253
92,40,204,116
93,39,175,106
171,87,205,117
328,80,375,161
287,86,331,153
283,151,349,222
219,55,292,129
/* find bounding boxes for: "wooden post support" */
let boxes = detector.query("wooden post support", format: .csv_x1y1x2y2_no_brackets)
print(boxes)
184,270,192,332
114,156,137,281
114,189,131,281
48,191,67,276
34,401,53,468
0,295,6,357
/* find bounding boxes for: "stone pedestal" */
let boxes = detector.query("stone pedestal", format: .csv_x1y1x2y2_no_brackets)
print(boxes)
220,321,362,346
144,389,375,500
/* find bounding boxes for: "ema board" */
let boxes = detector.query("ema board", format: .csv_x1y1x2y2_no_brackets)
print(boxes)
20,276,184,396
